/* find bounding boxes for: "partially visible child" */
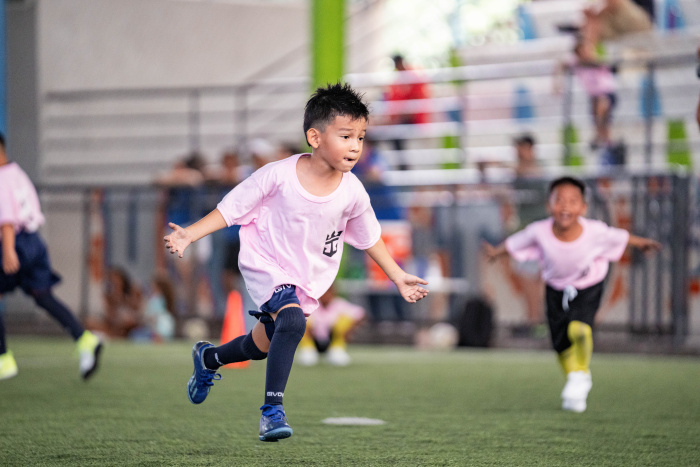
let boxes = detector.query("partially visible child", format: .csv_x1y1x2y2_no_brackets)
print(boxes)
0,133,102,380
557,38,617,152
131,273,176,342
297,284,366,367
484,176,660,413
164,83,429,442
100,266,143,338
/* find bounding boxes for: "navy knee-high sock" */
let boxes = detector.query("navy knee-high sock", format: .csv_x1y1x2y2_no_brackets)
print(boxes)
203,332,267,370
31,291,84,340
0,300,7,354
264,306,306,406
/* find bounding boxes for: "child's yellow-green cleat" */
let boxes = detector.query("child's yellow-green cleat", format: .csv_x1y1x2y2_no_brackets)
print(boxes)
0,350,18,380
77,331,103,380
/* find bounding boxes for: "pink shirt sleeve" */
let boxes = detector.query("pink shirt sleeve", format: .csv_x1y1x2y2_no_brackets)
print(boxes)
590,220,630,262
216,172,265,227
0,179,13,227
344,188,381,250
505,224,542,263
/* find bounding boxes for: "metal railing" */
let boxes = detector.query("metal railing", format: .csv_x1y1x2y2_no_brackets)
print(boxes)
15,166,692,349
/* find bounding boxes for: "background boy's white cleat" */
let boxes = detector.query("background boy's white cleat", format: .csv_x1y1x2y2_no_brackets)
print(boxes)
326,347,351,366
0,351,18,380
561,371,592,400
562,398,587,413
297,347,319,366
561,370,592,413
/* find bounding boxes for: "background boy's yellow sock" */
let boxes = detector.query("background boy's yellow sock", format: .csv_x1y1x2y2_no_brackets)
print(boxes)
329,315,355,350
557,347,576,374
299,328,316,350
567,320,593,373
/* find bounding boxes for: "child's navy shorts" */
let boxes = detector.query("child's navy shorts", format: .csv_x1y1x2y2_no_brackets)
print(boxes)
0,231,61,295
249,285,301,340
545,281,604,354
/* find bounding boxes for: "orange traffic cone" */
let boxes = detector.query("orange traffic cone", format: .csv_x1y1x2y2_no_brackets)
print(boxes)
220,290,249,369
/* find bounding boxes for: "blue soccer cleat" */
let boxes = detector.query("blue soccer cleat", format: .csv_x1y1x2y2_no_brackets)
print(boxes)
259,404,293,442
187,341,221,404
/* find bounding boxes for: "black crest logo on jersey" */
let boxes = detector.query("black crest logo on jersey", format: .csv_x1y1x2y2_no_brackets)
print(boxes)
323,230,343,257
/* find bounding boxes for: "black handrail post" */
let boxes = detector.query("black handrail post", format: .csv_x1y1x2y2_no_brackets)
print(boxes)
236,85,250,150
670,173,689,348
189,89,201,153
643,61,655,167
562,65,574,163
79,188,91,321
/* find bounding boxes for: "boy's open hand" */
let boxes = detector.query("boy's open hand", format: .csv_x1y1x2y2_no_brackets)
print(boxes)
2,249,20,274
163,222,192,258
637,238,662,253
394,273,429,303
482,242,501,262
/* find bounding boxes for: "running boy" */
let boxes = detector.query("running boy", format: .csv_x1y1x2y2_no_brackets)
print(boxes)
0,133,102,381
164,83,429,441
484,176,660,413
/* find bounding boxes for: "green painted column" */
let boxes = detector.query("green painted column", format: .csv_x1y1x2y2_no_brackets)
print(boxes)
312,0,345,90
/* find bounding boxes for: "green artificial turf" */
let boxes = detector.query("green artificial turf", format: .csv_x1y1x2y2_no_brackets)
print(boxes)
1,338,698,466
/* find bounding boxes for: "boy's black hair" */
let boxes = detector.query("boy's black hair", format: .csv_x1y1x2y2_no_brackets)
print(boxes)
0,132,5,148
303,82,369,143
549,176,586,197
514,134,535,147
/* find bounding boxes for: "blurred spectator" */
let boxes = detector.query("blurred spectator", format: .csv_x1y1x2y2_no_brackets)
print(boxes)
296,285,366,366
247,138,276,171
274,143,303,162
154,152,211,319
205,149,246,186
204,149,248,318
352,138,407,325
508,135,547,336
155,152,206,188
353,137,403,220
696,46,700,131
93,266,143,338
559,0,654,46
512,135,548,227
130,273,177,342
386,54,431,169
558,38,618,154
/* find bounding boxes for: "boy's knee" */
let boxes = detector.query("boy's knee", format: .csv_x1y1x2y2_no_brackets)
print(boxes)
242,333,267,360
274,306,306,338
567,321,592,343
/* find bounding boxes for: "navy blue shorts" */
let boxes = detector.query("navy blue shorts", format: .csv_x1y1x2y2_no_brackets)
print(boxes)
249,285,301,341
0,231,61,295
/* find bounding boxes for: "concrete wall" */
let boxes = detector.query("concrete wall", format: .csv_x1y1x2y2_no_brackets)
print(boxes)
7,1,40,179
36,0,309,92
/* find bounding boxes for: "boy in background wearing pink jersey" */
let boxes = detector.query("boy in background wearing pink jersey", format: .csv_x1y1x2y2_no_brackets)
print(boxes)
164,83,429,441
0,133,102,381
484,176,660,413
297,284,366,367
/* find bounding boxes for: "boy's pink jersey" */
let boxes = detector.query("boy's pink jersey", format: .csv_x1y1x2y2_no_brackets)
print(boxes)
216,154,381,314
505,217,629,291
0,162,45,239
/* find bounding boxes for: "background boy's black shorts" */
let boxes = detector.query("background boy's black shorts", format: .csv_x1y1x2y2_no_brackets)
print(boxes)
0,231,61,295
546,281,604,354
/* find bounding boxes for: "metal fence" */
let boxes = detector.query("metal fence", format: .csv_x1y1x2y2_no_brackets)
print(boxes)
6,167,690,350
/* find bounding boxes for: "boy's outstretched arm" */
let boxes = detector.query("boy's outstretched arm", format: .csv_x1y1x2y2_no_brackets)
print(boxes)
483,241,508,262
628,235,662,253
365,238,429,303
1,224,20,274
164,209,228,258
